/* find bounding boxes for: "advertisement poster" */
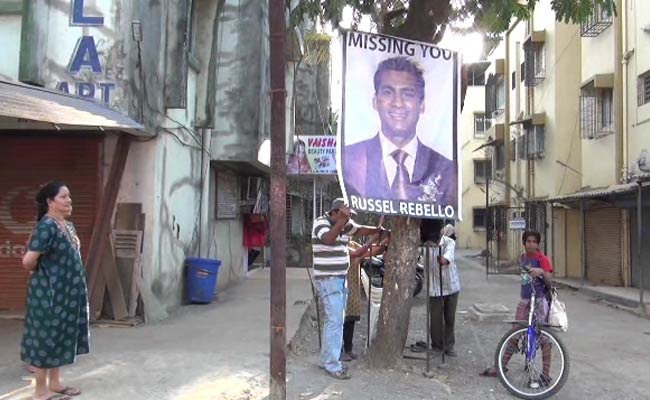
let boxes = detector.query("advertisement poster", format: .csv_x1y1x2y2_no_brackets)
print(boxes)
287,136,337,175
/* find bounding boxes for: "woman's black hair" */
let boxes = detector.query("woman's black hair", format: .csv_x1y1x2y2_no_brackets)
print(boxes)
35,181,67,221
522,230,541,245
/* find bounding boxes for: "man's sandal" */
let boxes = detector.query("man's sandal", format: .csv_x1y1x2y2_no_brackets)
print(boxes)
327,369,351,380
52,387,81,396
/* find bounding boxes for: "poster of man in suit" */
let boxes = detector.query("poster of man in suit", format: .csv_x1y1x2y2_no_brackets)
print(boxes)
339,30,461,220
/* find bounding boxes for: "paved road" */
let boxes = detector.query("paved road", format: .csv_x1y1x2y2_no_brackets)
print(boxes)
288,250,650,400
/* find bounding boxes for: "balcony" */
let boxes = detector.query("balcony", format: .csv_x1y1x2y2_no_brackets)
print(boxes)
581,3,613,37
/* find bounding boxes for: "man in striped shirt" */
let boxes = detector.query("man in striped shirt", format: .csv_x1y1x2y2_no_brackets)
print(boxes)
312,198,382,379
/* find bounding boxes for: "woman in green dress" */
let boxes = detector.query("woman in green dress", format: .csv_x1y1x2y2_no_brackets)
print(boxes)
21,182,89,400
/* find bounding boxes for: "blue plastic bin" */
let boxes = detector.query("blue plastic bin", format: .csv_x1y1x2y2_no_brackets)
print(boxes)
185,257,221,304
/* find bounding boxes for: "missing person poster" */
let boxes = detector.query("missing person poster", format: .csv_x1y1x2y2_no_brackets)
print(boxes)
339,30,461,220
287,136,337,175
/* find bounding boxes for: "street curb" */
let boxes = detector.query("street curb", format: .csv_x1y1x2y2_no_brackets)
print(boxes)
288,298,316,352
458,253,650,319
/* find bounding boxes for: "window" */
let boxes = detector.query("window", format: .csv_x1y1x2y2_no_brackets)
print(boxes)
486,73,505,119
524,125,545,159
524,41,545,86
581,1,613,37
581,83,614,139
638,71,650,106
473,208,487,230
469,69,485,86
474,113,491,137
474,159,491,184
510,138,516,161
517,136,526,160
520,62,525,82
512,71,516,90
496,78,506,111
494,142,506,180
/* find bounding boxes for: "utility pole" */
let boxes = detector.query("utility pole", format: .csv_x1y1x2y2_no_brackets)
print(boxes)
269,2,287,399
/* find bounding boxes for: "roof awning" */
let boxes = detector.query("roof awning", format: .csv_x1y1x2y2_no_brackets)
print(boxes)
509,112,546,126
546,183,639,203
473,138,500,152
0,80,149,136
213,159,271,177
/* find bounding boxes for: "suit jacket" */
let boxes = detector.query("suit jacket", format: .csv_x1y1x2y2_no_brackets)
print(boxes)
343,134,457,207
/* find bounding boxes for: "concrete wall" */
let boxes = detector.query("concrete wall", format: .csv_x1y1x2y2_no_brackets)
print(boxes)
8,0,263,319
209,0,270,162
551,21,582,196
0,13,21,80
515,5,582,199
550,208,582,278
456,84,487,250
627,0,650,178
580,15,617,189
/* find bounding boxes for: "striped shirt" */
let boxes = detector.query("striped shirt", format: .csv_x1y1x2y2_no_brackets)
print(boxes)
427,235,461,297
312,214,359,277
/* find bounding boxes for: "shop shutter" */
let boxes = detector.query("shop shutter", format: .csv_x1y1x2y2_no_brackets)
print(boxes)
585,208,623,286
0,135,100,311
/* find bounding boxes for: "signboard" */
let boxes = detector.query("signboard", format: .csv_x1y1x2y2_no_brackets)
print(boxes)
339,30,461,219
287,136,337,175
509,218,526,230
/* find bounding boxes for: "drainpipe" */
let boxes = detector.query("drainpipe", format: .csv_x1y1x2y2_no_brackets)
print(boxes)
504,26,512,206
621,0,630,181
637,181,645,313
199,128,212,257
614,0,624,182
580,199,586,286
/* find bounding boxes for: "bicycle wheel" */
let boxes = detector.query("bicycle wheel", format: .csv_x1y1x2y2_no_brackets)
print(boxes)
495,326,569,400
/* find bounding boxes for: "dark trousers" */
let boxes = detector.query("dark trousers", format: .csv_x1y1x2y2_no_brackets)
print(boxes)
342,320,356,352
429,292,459,351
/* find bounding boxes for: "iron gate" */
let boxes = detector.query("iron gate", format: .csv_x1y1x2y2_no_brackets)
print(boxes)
486,203,548,275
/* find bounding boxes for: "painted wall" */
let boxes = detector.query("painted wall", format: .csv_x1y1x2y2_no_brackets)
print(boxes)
10,1,260,320
528,7,582,199
551,21,582,196
579,12,618,189
550,208,582,278
456,84,487,250
209,0,270,162
626,0,650,178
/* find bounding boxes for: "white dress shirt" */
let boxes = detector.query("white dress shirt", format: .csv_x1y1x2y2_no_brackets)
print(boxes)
378,131,419,187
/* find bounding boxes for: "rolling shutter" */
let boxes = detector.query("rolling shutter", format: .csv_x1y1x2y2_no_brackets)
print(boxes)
0,135,100,311
585,208,623,286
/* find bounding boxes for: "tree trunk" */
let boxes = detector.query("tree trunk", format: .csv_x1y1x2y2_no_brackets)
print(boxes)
368,217,421,368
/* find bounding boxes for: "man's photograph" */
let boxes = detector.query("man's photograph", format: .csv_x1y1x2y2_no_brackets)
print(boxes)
340,31,460,219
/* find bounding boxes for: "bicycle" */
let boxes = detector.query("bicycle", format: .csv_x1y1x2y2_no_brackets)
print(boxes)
495,267,570,399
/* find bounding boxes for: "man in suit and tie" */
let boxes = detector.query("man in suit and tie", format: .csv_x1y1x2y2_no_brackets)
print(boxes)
343,56,457,207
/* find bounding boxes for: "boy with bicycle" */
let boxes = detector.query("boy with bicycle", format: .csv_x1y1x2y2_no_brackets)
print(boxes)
481,229,554,381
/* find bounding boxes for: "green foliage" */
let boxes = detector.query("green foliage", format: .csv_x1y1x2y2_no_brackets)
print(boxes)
289,0,617,42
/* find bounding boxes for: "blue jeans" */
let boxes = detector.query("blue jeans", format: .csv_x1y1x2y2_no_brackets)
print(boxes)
315,276,347,373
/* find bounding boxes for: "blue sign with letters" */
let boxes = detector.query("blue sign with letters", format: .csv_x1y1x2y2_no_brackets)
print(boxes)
56,0,115,104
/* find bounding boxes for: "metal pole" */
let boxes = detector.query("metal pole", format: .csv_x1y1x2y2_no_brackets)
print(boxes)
424,245,431,372
438,243,445,364
637,182,645,312
485,164,490,280
580,200,586,287
269,3,286,399
551,204,555,277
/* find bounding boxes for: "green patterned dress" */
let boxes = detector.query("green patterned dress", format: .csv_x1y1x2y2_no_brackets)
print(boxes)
20,216,90,368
